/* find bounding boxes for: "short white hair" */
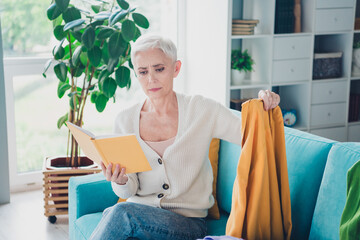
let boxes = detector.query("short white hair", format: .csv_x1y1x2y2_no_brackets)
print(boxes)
131,34,177,63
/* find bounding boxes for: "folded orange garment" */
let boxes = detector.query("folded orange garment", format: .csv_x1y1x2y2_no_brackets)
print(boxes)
226,99,292,240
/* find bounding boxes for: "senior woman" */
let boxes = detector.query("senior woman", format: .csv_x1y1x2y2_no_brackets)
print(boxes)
90,34,280,240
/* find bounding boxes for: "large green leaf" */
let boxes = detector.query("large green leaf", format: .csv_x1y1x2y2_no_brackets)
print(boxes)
107,58,119,73
54,62,68,82
54,45,65,60
63,19,85,31
102,41,109,64
47,3,63,20
54,25,66,40
91,5,101,13
132,13,149,29
115,66,130,88
55,0,70,12
73,64,85,77
63,7,81,23
102,77,117,98
57,113,68,129
90,91,99,103
99,69,111,82
72,46,82,66
94,12,111,21
133,27,141,41
110,10,127,26
121,20,136,42
88,46,102,67
95,94,109,112
82,27,95,49
97,27,114,40
43,59,52,78
57,81,71,98
80,51,88,66
71,31,83,42
108,31,127,58
117,0,129,10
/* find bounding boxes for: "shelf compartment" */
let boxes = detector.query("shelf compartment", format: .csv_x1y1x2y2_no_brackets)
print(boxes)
273,35,312,60
314,34,353,79
273,83,310,129
311,103,347,127
311,80,348,104
272,59,311,83
232,0,275,35
315,8,354,33
231,37,272,84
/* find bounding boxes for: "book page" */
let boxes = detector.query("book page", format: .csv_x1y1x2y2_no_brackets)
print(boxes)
93,135,151,174
66,122,103,165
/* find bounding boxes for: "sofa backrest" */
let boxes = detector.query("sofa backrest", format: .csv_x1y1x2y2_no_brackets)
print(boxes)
216,112,336,240
284,128,336,240
309,142,360,240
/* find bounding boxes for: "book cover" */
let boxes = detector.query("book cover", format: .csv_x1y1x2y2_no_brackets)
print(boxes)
66,122,152,174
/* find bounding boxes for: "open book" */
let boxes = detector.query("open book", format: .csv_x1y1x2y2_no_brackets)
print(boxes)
66,122,152,174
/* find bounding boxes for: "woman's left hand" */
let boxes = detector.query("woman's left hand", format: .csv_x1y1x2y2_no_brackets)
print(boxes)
258,90,280,111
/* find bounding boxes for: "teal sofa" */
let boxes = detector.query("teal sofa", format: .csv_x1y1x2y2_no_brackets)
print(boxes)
69,120,360,240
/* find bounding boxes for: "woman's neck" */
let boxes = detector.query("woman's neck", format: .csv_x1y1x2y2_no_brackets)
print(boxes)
144,91,177,115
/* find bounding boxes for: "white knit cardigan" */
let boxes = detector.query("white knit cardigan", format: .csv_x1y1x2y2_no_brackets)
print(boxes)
111,92,242,218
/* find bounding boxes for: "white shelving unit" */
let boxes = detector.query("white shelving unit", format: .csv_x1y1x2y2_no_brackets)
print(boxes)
185,0,360,142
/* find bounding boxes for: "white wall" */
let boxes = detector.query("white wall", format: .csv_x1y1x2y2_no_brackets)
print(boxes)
184,0,230,105
0,19,10,204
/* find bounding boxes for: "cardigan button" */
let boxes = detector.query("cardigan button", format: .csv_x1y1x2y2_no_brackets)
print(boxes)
158,158,163,164
162,184,169,190
158,193,164,198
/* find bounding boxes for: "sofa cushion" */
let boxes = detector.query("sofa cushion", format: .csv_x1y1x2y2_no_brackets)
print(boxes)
74,212,103,240
206,210,230,236
309,142,360,240
285,127,335,240
217,139,241,214
217,110,242,214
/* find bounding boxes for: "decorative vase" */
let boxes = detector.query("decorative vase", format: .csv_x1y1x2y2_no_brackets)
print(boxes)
231,69,246,86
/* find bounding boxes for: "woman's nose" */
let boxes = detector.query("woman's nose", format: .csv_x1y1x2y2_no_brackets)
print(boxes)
147,71,156,82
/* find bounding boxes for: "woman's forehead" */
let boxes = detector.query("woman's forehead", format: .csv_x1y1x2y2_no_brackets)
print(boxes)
133,49,172,67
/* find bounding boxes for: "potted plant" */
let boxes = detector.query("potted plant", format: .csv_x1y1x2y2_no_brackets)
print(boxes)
231,49,255,85
42,0,149,223
352,40,360,77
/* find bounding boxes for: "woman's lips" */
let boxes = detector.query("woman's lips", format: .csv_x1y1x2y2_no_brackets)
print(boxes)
149,88,161,92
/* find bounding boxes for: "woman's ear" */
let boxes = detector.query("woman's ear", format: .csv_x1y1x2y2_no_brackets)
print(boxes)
173,60,182,78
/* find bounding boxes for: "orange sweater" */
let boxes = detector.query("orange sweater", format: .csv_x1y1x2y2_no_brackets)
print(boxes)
226,99,292,240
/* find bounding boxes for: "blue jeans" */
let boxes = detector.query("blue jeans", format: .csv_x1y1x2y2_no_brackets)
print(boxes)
90,202,207,240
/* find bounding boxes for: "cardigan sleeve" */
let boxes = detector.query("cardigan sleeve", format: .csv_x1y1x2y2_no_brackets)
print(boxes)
212,101,242,145
111,173,139,199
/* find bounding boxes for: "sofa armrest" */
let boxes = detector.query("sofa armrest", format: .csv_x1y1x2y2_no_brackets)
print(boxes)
69,173,118,227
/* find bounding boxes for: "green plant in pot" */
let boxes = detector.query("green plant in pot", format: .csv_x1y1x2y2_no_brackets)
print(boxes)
42,0,149,223
230,49,254,85
43,0,149,168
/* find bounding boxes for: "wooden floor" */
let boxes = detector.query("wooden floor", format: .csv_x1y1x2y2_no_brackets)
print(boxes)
0,189,69,240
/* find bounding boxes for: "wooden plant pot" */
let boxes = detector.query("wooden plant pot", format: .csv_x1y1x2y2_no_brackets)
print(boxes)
43,156,101,223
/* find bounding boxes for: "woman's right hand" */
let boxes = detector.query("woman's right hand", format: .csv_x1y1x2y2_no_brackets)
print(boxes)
101,162,128,185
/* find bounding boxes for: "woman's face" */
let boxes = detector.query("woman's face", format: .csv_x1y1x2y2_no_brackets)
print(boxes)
133,48,181,99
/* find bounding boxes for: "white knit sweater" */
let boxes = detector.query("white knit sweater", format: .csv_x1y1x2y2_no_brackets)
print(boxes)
111,92,242,218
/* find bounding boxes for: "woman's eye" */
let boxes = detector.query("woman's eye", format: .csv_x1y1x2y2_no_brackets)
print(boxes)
139,71,147,75
156,67,165,72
